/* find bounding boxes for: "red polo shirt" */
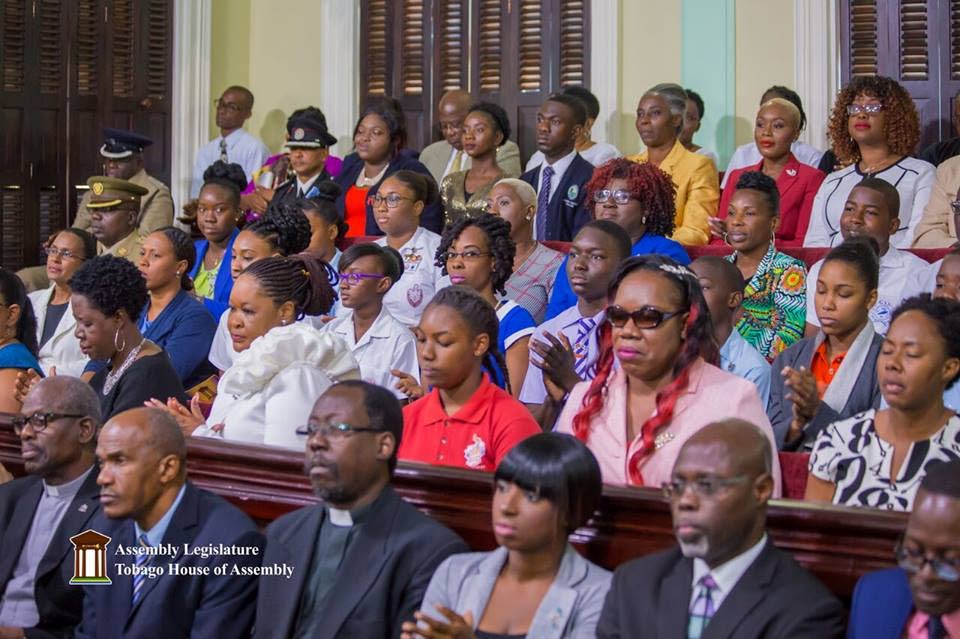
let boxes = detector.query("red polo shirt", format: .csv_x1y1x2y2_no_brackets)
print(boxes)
399,375,540,472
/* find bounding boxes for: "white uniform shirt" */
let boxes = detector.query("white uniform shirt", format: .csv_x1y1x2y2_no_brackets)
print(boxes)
190,128,269,198
805,247,931,334
803,158,936,249
375,227,447,327
323,307,419,399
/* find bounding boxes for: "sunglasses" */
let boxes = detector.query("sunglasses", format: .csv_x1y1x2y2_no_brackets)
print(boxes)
606,305,685,329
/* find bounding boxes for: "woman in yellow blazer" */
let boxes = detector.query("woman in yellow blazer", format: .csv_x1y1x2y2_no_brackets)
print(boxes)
628,83,718,246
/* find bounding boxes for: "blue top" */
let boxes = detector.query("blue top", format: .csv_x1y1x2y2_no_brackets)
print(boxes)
545,233,690,320
189,227,240,319
496,301,536,355
719,329,772,408
0,342,43,375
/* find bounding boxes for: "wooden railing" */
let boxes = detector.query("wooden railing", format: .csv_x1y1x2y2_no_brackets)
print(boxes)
0,429,907,601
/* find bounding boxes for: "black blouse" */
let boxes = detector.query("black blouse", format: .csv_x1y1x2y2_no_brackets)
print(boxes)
90,352,187,420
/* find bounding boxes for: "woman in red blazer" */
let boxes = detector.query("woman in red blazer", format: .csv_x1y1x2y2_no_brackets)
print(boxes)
713,98,825,246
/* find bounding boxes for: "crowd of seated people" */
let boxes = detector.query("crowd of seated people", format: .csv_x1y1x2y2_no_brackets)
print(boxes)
2,73,960,637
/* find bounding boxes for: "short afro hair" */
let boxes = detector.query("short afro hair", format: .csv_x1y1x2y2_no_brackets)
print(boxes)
69,255,148,322
735,171,780,217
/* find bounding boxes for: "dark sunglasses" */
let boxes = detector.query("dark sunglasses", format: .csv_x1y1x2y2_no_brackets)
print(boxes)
606,305,685,329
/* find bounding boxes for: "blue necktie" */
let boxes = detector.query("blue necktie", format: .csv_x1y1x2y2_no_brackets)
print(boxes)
132,534,152,606
536,165,554,240
927,615,946,639
572,317,596,377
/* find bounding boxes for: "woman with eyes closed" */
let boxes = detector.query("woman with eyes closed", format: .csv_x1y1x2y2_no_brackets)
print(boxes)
436,213,536,397
712,98,825,246
720,171,808,361
554,255,781,491
441,102,511,228
768,237,884,451
806,294,960,511
404,433,610,639
28,228,97,376
804,75,935,248
206,206,313,373
152,254,359,449
190,161,247,317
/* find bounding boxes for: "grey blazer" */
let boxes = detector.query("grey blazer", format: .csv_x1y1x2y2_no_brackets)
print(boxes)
767,333,883,450
419,544,611,639
419,139,522,184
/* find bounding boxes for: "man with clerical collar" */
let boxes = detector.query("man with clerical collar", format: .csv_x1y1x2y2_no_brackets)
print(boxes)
596,419,844,639
75,407,263,639
267,107,339,210
848,459,960,639
254,380,467,639
0,377,103,639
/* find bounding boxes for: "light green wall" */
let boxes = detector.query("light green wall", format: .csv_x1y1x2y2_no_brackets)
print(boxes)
209,0,251,140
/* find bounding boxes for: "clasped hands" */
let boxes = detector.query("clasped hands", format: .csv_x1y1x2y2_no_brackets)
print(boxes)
781,365,819,444
400,607,476,639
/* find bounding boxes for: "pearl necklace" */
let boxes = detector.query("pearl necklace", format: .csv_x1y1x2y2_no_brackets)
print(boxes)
102,338,146,396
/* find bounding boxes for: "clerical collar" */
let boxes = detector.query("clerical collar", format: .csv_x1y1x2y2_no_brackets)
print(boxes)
43,465,94,499
327,508,353,527
325,487,387,527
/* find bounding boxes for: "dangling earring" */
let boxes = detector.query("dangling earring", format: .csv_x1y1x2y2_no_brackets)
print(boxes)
114,326,126,353
641,216,647,225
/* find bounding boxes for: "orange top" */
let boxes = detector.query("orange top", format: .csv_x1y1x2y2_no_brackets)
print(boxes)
344,185,369,237
810,340,846,398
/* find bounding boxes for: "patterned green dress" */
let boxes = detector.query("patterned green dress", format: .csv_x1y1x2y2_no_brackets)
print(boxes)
726,244,807,361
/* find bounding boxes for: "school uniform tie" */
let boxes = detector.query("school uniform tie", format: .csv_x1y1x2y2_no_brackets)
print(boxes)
536,165,554,240
687,574,718,639
572,317,597,377
132,534,152,606
219,138,229,163
927,615,946,639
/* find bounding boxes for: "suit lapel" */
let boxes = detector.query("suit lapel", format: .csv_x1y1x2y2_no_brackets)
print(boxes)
657,552,693,639
775,156,801,200
273,505,324,637
702,541,777,639
456,547,507,622
0,479,43,587
35,467,101,579
527,546,588,637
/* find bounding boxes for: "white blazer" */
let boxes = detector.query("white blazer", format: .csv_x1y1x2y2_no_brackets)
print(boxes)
28,286,88,377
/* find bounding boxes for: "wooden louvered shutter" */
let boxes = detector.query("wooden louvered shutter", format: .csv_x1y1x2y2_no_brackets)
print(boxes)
135,0,172,184
474,0,504,95
361,0,392,100
70,0,105,212
846,0,879,77
559,0,588,87
434,0,467,94
397,0,430,149
0,0,29,269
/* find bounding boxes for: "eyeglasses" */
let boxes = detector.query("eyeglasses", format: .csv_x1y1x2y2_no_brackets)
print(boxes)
368,193,414,209
339,272,384,285
661,475,750,499
606,305,685,329
593,189,635,205
846,103,884,116
295,421,387,439
45,247,85,261
895,539,960,582
213,99,244,113
442,250,491,262
12,412,86,435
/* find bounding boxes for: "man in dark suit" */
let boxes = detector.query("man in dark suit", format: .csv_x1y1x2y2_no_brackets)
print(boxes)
596,419,844,639
848,460,960,639
75,408,263,639
520,94,593,242
254,380,467,639
0,378,103,639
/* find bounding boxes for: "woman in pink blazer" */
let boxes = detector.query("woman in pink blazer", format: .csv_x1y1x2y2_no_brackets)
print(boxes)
555,255,782,495
714,99,825,246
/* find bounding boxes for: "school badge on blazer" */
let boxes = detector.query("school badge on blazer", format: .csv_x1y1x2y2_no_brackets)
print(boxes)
69,529,113,585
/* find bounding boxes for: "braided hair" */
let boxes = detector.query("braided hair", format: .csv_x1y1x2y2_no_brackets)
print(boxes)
571,255,717,486
435,213,515,296
244,204,312,256
240,254,338,318
427,285,510,391
201,160,247,208
155,227,197,292
0,268,38,357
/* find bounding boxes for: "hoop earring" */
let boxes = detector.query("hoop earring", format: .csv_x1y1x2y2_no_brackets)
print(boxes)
114,326,126,353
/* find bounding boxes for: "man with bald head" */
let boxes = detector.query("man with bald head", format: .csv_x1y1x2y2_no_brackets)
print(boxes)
419,89,522,182
75,407,263,639
597,419,843,639
848,459,960,638
0,377,102,639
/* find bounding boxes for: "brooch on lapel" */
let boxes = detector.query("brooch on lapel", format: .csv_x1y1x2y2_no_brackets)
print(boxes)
548,606,565,629
78,504,89,513
654,431,675,449
567,184,579,200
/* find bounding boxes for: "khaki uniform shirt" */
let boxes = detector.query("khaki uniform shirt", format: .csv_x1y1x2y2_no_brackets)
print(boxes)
73,169,174,233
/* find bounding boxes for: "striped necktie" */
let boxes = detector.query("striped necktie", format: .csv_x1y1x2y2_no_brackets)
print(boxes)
132,534,152,606
536,165,554,240
687,574,718,639
219,138,228,163
572,317,597,377
927,615,946,639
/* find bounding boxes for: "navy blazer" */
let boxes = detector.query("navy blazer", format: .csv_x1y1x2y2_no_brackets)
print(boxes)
520,154,594,242
75,482,264,639
253,485,467,639
597,539,845,639
0,468,101,639
334,152,443,235
847,568,917,639
189,227,239,319
140,289,217,388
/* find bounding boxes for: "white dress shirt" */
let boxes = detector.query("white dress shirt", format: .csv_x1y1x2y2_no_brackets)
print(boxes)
375,227,448,327
190,128,269,198
525,142,621,172
690,534,769,613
